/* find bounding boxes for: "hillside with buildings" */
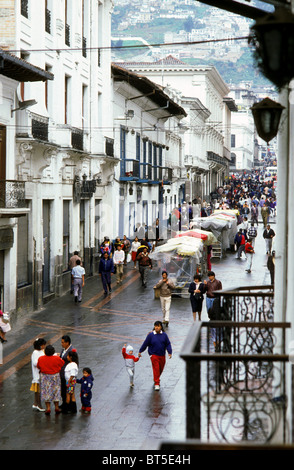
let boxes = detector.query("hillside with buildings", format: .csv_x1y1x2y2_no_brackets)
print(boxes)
111,0,271,86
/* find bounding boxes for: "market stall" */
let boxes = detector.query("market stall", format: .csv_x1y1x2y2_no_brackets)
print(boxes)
150,229,217,297
190,209,238,253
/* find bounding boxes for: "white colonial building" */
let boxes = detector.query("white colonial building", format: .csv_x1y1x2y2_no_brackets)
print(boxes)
0,0,115,312
111,64,187,240
123,56,236,199
0,49,53,313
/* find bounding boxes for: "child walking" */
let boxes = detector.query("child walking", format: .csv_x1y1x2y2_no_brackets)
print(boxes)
64,349,79,414
122,344,139,387
30,337,46,411
77,367,94,413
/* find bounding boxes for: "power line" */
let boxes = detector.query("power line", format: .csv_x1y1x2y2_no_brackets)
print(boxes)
7,35,250,55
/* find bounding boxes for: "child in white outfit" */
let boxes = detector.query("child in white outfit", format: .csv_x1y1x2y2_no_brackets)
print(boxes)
122,344,139,387
64,349,79,413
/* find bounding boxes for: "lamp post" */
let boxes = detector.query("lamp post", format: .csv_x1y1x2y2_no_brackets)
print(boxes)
251,97,285,143
249,8,294,90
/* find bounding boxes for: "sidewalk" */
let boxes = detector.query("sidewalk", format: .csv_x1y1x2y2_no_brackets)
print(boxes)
0,224,272,450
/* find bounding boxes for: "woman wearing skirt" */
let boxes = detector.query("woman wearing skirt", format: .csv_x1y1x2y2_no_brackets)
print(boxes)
188,274,205,321
37,345,65,415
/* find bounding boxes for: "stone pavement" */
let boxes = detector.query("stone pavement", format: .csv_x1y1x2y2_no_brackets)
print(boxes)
0,222,273,451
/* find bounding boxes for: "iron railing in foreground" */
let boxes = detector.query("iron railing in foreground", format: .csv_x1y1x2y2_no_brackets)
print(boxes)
172,286,290,447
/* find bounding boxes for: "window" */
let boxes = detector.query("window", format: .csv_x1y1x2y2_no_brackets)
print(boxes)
45,0,51,33
21,0,29,18
120,126,127,175
0,126,6,181
63,200,70,271
65,0,70,46
45,64,52,112
82,84,88,129
231,134,236,148
82,0,88,58
136,133,140,161
17,205,31,287
65,75,70,124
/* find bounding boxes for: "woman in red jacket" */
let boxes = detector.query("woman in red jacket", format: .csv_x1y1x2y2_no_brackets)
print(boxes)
37,345,65,415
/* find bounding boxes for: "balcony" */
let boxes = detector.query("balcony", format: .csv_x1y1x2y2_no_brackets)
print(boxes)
105,137,114,157
71,128,84,151
120,161,173,184
120,159,140,181
32,117,49,142
166,286,291,449
0,180,29,218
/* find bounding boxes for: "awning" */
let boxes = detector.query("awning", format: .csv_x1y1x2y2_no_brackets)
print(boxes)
0,49,54,82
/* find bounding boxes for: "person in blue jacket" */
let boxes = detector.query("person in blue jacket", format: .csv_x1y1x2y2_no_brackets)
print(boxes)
99,251,114,295
76,367,94,413
138,321,172,390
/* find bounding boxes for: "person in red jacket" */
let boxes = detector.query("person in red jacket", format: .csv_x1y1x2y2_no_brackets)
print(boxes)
37,345,65,415
245,239,255,273
122,344,140,387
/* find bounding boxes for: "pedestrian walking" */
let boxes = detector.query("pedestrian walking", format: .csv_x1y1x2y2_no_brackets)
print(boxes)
30,337,46,412
263,224,275,254
188,274,205,321
63,349,79,414
204,271,222,350
137,246,152,288
245,238,255,273
138,321,172,391
122,344,140,387
37,345,64,415
71,259,85,302
234,229,246,259
154,271,175,326
131,236,140,268
267,250,275,285
261,204,270,227
251,202,259,225
122,235,131,265
113,244,125,284
99,251,114,295
247,222,257,247
69,251,82,293
76,367,94,413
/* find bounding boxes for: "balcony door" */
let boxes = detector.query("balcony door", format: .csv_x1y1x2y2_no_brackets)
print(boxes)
0,126,6,180
42,200,51,294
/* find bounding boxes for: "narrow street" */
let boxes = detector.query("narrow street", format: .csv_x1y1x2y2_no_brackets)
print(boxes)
0,223,273,451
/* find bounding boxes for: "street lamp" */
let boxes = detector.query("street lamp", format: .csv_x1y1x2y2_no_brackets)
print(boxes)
249,8,294,90
251,97,285,144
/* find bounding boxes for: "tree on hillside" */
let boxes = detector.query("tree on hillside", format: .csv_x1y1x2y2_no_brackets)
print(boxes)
183,16,194,33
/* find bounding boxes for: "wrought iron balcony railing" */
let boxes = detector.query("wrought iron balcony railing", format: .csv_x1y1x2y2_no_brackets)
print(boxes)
32,117,49,142
120,159,140,180
0,180,26,209
71,128,84,151
176,286,291,448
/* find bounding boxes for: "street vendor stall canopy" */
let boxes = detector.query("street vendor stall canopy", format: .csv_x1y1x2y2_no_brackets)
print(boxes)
190,209,238,250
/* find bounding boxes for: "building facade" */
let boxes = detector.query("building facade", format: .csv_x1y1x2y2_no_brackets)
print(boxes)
112,64,187,241
123,56,233,197
0,0,115,313
0,49,53,312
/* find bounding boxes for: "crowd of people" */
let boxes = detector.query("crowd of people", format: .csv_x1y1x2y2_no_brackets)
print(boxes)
26,168,277,411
